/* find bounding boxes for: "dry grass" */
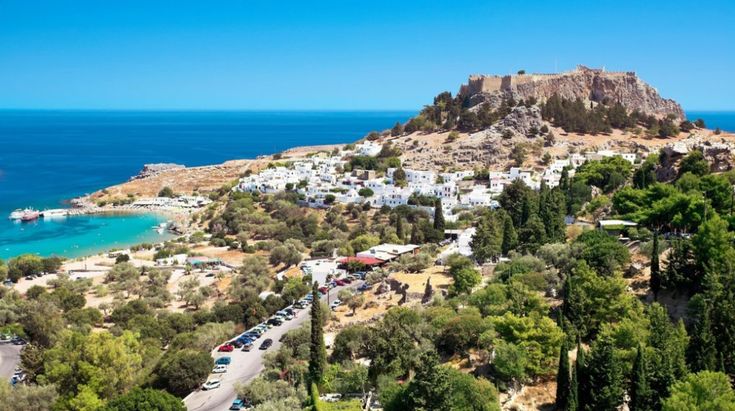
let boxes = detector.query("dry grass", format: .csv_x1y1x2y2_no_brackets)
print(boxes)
501,379,556,411
391,265,453,293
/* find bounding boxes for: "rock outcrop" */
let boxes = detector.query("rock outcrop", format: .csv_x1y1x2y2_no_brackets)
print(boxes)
498,105,543,137
131,163,185,181
460,65,684,119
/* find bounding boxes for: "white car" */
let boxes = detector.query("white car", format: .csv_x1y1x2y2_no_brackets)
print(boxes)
320,393,343,403
202,379,221,390
276,311,294,320
212,364,228,373
330,299,341,310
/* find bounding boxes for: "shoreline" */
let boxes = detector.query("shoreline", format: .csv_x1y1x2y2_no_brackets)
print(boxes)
1,208,184,261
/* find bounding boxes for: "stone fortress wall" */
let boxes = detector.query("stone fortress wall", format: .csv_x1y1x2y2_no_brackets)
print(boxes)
462,65,634,95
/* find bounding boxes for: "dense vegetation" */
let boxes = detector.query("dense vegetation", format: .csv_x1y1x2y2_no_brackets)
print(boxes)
390,89,706,139
540,94,701,137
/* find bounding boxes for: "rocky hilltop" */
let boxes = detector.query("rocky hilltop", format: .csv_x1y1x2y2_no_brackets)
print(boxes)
459,65,684,119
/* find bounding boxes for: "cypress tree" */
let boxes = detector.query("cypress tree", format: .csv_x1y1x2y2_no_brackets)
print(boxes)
501,212,518,255
630,344,652,411
410,223,424,244
308,281,326,384
556,338,571,409
650,230,661,300
688,302,718,372
433,199,445,231
567,362,579,411
560,166,570,192
395,216,404,243
576,342,589,410
547,188,567,242
646,304,689,408
586,337,623,411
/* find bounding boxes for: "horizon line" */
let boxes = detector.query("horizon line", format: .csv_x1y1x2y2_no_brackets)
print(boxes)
0,107,419,113
1,107,734,113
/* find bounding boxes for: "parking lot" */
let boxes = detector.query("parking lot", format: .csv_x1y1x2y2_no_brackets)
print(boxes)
184,280,361,411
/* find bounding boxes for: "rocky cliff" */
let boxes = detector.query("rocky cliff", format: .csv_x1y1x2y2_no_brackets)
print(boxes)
460,65,685,119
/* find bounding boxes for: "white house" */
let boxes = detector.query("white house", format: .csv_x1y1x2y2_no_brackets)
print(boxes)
355,141,383,157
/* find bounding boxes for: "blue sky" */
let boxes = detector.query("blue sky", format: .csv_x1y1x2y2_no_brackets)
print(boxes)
1,0,733,110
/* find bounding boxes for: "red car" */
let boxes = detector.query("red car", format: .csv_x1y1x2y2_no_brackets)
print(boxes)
318,286,330,294
218,344,234,352
334,279,347,286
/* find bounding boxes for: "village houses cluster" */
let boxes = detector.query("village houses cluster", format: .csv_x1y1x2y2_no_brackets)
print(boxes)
234,141,641,221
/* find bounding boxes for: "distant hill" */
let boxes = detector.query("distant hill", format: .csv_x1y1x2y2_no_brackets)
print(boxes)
394,65,688,140
459,65,684,119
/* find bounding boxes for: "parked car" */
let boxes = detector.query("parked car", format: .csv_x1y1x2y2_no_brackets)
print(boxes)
11,337,26,345
215,357,232,365
320,393,343,403
318,286,329,294
10,374,26,385
357,283,371,292
330,299,341,310
202,379,221,390
230,399,248,410
212,364,228,373
230,340,244,348
334,279,346,286
259,338,273,350
247,328,264,336
217,344,234,352
242,342,254,352
267,318,283,327
276,311,294,320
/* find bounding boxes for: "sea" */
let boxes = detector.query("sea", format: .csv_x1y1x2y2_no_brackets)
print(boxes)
0,110,732,261
0,110,414,260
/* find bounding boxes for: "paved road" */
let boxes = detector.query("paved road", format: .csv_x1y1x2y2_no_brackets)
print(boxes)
184,285,353,411
0,344,22,381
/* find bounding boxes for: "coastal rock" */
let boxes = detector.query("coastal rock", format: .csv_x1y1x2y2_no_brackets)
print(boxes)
131,163,185,180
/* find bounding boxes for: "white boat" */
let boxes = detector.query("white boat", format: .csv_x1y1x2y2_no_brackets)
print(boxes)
41,209,69,218
9,208,39,220
154,222,167,234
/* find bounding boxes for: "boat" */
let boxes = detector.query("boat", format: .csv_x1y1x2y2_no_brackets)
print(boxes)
41,209,69,218
8,209,25,220
9,208,39,221
154,222,168,234
20,209,40,222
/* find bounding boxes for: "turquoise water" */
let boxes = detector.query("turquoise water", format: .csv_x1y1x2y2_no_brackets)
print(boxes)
0,214,171,260
0,111,414,260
